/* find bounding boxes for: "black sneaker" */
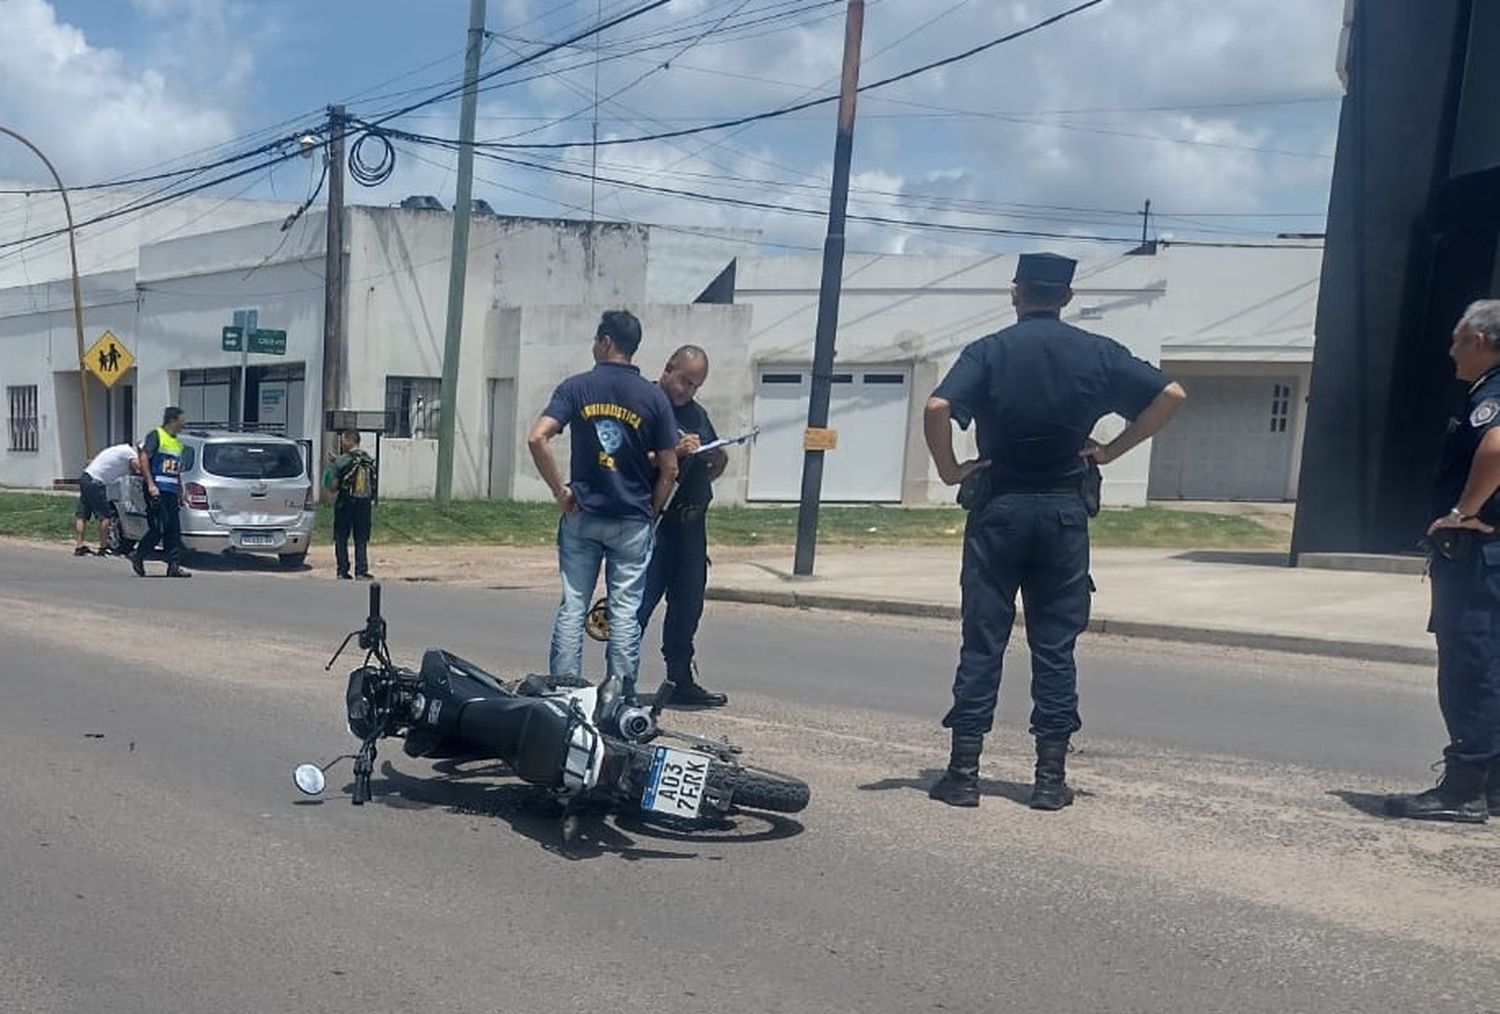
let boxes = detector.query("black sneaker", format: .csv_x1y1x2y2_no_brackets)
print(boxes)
165,565,192,579
337,572,353,580
131,555,146,577
74,546,92,557
96,546,115,557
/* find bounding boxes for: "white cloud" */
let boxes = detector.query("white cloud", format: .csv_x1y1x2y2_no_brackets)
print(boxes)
0,0,250,184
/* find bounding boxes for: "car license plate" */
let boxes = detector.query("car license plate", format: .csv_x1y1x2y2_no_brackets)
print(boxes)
238,532,276,547
642,746,708,819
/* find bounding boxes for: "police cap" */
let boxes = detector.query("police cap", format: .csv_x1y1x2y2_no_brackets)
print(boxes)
1013,252,1077,287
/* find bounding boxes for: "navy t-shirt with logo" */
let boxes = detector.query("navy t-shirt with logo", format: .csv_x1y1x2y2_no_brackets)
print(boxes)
543,362,677,522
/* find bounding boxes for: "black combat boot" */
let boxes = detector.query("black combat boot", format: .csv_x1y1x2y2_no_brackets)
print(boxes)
929,733,983,807
1386,760,1488,824
666,662,728,708
165,563,192,579
1029,737,1075,811
1488,761,1500,818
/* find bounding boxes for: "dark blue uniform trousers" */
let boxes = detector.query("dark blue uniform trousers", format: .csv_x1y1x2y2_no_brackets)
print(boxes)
944,493,1091,740
1428,543,1500,769
637,513,709,678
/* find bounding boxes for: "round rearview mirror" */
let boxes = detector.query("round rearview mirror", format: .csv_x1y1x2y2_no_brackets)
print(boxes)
293,763,327,796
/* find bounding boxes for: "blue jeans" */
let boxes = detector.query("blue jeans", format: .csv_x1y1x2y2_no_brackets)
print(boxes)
943,493,1092,740
549,511,655,695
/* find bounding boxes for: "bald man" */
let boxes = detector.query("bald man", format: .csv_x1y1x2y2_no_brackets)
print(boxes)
637,345,729,707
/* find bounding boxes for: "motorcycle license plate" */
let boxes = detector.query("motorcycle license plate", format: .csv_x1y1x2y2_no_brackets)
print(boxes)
642,746,708,819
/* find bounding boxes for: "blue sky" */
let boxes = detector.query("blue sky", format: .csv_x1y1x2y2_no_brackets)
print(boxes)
1,0,1346,256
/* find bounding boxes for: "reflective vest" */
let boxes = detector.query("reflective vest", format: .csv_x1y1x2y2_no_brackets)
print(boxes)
149,427,183,492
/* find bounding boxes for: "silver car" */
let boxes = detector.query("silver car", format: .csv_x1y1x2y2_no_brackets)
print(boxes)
108,430,317,568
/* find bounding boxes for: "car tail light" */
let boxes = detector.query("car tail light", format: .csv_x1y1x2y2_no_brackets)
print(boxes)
184,482,210,510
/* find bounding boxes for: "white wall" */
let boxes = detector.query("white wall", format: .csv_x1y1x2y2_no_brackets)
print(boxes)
377,437,438,498
0,270,137,484
734,245,1322,506
134,215,327,443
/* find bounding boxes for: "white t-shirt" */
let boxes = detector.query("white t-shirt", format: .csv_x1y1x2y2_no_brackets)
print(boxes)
84,444,137,484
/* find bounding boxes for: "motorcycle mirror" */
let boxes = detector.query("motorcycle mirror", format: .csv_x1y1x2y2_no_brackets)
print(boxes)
293,763,327,796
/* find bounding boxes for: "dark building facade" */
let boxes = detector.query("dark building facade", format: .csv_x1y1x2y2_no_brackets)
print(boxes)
1293,0,1500,556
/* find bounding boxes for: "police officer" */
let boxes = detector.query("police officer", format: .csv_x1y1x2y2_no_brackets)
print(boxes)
924,253,1186,810
637,345,730,707
132,406,191,578
1388,299,1500,824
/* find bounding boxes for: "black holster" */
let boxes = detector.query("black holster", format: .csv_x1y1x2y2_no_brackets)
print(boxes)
1081,461,1102,517
957,468,993,512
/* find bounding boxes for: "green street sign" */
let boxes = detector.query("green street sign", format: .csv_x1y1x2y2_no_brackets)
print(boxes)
221,325,243,352
248,328,287,355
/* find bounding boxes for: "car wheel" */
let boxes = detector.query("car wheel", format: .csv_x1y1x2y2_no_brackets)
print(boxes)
278,552,308,570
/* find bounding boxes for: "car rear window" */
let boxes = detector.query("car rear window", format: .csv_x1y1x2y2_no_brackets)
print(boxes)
202,442,304,480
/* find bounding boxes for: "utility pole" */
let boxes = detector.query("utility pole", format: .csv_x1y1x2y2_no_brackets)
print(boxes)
320,105,347,501
1128,198,1154,255
792,0,865,577
435,0,487,503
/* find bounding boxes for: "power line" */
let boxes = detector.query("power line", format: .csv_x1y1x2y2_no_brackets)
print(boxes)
441,0,1110,151
450,145,1322,248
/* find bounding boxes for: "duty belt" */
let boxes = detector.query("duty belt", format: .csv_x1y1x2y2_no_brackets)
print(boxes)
662,502,708,522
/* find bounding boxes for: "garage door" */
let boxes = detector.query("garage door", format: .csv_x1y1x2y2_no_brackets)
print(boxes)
1148,376,1297,501
748,365,910,502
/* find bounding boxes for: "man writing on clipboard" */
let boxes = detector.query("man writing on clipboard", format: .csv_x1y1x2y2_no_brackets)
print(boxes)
637,345,733,708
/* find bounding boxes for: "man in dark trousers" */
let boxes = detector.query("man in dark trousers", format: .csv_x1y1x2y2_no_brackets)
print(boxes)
1388,299,1500,824
131,406,192,578
325,429,376,580
637,345,730,707
924,253,1186,810
527,310,678,703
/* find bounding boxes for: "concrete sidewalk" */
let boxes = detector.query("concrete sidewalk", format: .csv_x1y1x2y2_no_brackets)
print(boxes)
706,546,1437,665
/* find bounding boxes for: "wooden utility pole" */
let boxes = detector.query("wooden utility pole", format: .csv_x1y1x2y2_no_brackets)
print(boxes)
435,0,487,502
792,0,865,577
320,105,347,501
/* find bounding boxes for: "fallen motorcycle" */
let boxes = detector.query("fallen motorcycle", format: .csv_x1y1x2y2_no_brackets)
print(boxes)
293,583,809,839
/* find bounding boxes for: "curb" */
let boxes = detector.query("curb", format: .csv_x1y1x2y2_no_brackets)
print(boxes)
704,586,1438,667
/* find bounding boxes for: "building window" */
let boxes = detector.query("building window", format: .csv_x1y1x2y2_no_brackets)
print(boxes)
7,385,38,451
386,376,442,439
1269,383,1291,433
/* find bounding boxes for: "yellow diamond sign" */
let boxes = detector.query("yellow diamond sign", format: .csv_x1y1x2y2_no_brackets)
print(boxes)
83,330,135,388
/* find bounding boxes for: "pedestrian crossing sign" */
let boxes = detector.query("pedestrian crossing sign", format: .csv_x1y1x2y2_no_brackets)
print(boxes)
84,330,134,388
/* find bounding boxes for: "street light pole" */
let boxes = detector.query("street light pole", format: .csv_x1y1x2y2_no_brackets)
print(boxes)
0,125,95,462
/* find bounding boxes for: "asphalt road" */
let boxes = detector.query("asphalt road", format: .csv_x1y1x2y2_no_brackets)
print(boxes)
2,541,1497,1014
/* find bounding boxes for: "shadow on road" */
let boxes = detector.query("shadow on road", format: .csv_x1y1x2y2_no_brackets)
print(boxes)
1170,550,1291,567
339,757,804,860
1328,788,1397,819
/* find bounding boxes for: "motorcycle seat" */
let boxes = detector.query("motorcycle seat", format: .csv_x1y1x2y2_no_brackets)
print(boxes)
456,696,572,788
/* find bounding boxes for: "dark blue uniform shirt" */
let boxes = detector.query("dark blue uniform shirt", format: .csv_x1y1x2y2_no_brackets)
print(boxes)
668,398,719,508
1432,365,1500,524
543,362,677,522
933,312,1168,485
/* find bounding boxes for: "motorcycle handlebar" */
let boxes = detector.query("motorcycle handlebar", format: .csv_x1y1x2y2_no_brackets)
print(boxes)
367,581,382,624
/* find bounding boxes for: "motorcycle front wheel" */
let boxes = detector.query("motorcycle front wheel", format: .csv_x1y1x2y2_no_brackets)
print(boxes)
710,762,810,814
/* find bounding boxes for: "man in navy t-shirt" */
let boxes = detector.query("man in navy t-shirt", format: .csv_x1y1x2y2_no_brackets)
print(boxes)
527,310,678,701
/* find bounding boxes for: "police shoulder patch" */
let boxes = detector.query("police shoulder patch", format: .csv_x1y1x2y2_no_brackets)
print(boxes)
1472,399,1500,427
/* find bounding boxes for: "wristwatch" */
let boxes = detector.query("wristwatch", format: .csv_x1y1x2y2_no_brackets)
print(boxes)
1450,507,1479,522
